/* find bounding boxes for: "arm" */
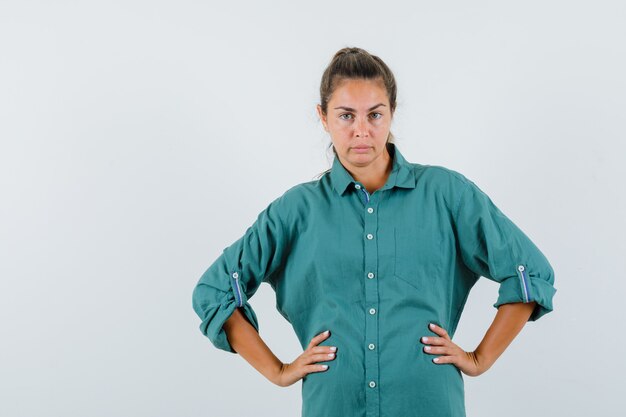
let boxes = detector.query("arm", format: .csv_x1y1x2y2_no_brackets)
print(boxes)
421,175,557,375
223,307,337,387
192,196,335,387
471,301,537,372
191,196,289,354
423,301,538,377
222,307,283,384
453,178,557,323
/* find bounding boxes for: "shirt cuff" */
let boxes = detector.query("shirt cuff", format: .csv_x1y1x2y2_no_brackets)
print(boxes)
195,286,260,354
493,264,557,322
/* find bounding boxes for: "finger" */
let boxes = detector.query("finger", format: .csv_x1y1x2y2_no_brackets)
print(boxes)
421,336,446,346
300,349,336,365
307,330,331,349
428,323,450,340
432,355,454,364
311,352,336,363
312,345,338,354
306,364,329,373
423,345,449,355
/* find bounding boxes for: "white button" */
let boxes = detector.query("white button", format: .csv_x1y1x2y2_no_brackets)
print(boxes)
367,207,374,213
369,380,376,388
369,308,376,315
368,343,375,350
367,272,374,279
355,184,361,189
232,272,239,279
518,265,525,272
366,233,373,240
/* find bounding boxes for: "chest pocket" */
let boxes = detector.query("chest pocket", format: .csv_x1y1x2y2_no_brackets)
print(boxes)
394,225,444,293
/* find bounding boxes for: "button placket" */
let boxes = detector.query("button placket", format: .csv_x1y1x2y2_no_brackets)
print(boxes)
354,182,371,205
362,188,380,413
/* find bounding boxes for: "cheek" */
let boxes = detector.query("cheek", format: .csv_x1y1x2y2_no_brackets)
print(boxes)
374,117,390,127
371,120,390,134
328,121,351,135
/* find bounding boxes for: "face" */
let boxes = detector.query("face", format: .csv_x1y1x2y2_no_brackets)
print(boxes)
317,77,393,170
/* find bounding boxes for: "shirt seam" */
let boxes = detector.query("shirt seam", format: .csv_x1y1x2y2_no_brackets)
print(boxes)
265,198,289,287
453,179,471,224
453,181,482,260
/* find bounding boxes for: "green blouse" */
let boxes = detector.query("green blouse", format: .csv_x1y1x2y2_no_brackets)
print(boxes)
192,142,557,417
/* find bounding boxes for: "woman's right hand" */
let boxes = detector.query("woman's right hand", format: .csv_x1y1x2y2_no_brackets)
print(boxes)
272,330,337,387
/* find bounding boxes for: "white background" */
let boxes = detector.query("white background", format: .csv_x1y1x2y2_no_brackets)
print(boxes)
1,1,624,416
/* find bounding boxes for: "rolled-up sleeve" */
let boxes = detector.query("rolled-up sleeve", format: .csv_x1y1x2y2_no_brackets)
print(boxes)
191,196,289,353
454,178,557,321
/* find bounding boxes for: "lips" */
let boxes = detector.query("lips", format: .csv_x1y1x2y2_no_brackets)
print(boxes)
352,145,371,153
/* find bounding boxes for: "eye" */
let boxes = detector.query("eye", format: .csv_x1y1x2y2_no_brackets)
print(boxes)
370,112,383,119
339,113,353,120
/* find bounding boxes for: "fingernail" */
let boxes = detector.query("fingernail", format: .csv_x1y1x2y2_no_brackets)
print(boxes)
429,323,435,328
424,346,431,351
422,337,428,343
322,365,328,369
324,330,330,335
433,358,439,363
329,346,337,352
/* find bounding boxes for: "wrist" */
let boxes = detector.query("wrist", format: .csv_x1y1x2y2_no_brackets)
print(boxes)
473,348,494,373
269,360,286,386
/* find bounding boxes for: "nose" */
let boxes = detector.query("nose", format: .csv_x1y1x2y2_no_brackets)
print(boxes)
354,116,368,138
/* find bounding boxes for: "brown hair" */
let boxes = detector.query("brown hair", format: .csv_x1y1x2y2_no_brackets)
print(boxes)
315,46,398,179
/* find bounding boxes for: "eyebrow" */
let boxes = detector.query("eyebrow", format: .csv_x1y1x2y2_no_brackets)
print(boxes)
333,103,387,112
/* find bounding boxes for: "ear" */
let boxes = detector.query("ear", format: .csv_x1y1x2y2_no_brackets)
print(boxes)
316,104,329,132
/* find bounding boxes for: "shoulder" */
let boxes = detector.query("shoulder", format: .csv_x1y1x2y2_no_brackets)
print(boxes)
279,176,324,203
410,163,485,217
263,176,326,224
413,163,473,193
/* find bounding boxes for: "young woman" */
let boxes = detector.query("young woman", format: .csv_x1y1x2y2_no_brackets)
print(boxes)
192,46,557,417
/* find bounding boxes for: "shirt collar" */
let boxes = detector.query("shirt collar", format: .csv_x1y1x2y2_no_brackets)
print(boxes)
330,142,416,196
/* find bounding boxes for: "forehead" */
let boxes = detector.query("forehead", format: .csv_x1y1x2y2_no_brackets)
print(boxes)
330,78,388,107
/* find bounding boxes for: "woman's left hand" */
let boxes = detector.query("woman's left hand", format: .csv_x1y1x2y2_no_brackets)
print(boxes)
421,323,488,377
